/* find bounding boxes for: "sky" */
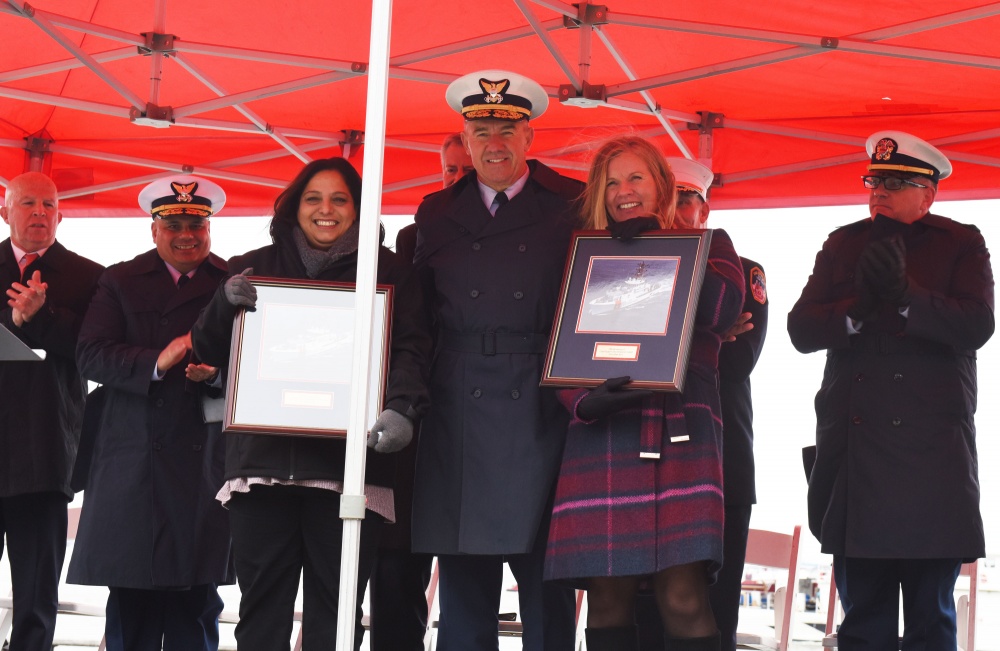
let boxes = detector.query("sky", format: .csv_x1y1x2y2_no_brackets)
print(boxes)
10,197,1000,568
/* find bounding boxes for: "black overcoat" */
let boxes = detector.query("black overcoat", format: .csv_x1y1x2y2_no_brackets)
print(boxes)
787,213,994,559
410,162,583,555
0,239,103,499
69,250,234,588
719,257,768,506
191,224,431,488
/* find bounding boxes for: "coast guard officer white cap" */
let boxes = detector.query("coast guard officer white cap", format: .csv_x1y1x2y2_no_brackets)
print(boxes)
138,175,226,219
446,70,549,121
866,131,952,182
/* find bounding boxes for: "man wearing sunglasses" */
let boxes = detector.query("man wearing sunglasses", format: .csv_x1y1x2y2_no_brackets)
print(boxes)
788,132,993,650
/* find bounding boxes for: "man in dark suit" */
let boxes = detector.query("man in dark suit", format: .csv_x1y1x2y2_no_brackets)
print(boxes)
69,176,234,651
410,70,581,651
369,133,475,651
788,132,992,650
637,159,769,651
1,171,104,651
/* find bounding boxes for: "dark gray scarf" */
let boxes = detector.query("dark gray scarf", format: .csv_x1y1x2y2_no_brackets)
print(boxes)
292,221,360,278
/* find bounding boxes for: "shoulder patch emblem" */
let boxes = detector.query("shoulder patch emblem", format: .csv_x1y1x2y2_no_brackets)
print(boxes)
750,266,767,304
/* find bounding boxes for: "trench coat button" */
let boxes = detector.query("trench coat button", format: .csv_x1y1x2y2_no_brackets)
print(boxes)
153,442,162,450
470,290,480,298
894,373,903,381
518,244,527,252
155,398,165,407
855,373,864,382
472,242,482,251
192,444,202,451
472,388,482,398
892,417,902,426
511,389,520,399
160,317,169,326
459,226,468,234
851,416,862,425
514,291,524,300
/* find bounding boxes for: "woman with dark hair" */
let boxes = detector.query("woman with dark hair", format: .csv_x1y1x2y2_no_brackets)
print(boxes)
192,157,431,651
544,136,745,651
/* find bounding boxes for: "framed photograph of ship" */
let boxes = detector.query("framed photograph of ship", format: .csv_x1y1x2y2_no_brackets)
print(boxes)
541,229,712,392
223,277,393,438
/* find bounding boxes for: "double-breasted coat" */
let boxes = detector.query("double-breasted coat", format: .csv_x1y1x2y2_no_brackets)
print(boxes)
0,239,103,499
410,162,583,555
69,250,234,588
787,213,994,559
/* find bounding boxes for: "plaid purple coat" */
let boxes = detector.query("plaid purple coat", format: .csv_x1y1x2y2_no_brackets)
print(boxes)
544,229,745,582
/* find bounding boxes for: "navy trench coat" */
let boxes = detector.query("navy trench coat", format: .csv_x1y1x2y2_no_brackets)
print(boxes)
788,213,993,559
69,250,234,589
410,161,583,555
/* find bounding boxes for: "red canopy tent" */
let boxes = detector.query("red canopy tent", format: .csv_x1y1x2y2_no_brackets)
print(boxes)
2,0,1000,216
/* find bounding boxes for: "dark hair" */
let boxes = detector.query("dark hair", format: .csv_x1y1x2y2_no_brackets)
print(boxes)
270,157,362,240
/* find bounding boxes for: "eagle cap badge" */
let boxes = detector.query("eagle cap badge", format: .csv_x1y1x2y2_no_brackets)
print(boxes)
874,138,896,162
479,78,510,104
171,181,198,203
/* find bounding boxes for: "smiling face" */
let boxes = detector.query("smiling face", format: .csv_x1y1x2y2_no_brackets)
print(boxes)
296,169,357,250
1,172,62,253
152,216,211,274
868,173,936,224
604,151,660,223
462,118,533,192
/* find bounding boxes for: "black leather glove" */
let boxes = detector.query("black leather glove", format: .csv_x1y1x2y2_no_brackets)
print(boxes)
576,376,653,421
224,267,257,309
607,216,661,241
862,236,909,306
846,254,880,323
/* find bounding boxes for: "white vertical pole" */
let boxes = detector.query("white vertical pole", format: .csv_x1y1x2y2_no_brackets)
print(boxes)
336,0,393,648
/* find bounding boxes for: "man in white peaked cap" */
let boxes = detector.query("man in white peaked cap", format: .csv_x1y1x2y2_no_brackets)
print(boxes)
788,132,992,650
69,175,235,651
410,70,580,651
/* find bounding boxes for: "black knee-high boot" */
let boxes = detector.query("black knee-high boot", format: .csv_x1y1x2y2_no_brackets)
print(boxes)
586,625,639,651
665,631,722,651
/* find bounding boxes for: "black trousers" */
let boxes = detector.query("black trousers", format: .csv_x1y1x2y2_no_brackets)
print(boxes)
0,492,67,651
637,504,752,651
369,548,433,651
435,536,576,651
227,485,382,651
104,585,224,651
833,555,962,651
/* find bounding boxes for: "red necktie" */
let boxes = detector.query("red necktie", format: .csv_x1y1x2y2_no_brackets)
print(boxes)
19,252,39,281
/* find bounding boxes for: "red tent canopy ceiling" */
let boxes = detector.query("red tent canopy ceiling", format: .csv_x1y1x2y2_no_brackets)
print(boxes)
1,0,999,216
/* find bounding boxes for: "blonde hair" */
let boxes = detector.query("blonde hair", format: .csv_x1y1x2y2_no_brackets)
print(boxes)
580,136,676,231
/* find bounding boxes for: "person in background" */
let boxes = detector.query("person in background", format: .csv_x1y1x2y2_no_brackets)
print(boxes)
788,131,992,650
544,136,745,651
369,132,474,651
70,176,234,651
410,70,580,651
635,158,768,651
192,157,431,651
0,171,104,651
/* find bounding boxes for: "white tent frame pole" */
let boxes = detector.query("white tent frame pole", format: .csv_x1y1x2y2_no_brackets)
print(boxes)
337,0,392,648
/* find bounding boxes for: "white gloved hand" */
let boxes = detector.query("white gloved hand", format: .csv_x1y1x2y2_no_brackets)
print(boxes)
224,267,257,308
367,409,413,453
